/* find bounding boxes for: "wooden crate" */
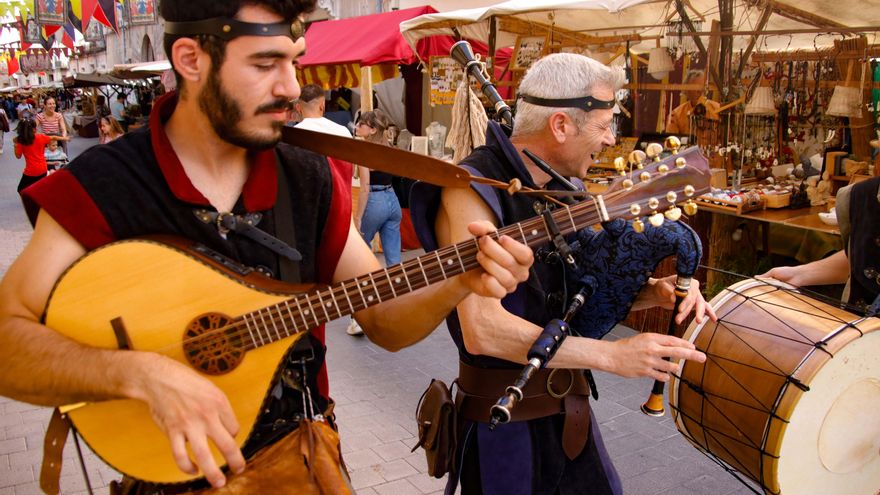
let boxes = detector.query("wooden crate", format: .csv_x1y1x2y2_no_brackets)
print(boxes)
764,192,791,208
696,192,765,215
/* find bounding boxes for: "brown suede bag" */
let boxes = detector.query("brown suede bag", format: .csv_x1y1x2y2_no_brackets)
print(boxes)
412,379,457,478
110,419,352,495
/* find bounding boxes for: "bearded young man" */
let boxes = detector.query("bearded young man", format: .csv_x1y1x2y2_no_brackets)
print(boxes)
0,1,533,493
415,53,715,494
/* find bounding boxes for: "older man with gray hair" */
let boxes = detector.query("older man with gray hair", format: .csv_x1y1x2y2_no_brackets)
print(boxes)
414,53,713,494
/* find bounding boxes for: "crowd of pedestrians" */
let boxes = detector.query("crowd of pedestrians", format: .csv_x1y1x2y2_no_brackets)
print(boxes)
1,89,161,222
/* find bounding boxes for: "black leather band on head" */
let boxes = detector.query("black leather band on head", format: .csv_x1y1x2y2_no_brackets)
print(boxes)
165,16,305,42
519,94,616,112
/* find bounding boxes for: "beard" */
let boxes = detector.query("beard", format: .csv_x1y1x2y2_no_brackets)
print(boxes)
198,67,289,150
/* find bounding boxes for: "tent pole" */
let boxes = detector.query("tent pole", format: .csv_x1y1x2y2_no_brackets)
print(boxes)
360,65,373,112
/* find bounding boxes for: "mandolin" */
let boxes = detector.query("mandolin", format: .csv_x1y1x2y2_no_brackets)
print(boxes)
45,145,709,484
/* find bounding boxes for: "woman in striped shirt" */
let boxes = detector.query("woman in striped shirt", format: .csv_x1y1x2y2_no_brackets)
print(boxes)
35,97,68,154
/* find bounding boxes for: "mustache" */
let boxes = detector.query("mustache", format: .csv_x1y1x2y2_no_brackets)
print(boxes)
255,99,293,114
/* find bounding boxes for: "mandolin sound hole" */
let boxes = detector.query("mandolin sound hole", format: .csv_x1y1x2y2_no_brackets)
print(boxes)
183,313,246,375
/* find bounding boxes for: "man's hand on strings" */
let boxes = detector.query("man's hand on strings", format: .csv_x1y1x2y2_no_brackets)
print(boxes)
460,221,533,299
130,353,245,488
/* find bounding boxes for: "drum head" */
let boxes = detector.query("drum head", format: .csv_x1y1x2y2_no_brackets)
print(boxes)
778,329,880,493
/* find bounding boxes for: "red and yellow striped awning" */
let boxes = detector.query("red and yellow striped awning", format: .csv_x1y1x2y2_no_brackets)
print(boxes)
297,63,400,89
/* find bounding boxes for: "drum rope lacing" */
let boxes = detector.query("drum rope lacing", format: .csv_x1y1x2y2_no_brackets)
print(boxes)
669,267,872,495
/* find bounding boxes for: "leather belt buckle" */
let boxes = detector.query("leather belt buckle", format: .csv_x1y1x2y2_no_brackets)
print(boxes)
546,368,574,399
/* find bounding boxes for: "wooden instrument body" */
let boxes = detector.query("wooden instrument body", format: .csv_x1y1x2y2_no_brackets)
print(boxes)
671,278,880,494
45,238,307,484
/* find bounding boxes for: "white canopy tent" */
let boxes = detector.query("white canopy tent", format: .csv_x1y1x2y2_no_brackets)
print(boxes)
400,0,879,55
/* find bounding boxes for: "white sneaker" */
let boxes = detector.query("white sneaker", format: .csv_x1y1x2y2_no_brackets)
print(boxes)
346,319,364,336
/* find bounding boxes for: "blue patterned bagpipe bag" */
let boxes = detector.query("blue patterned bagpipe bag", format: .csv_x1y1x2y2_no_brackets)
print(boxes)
565,218,703,339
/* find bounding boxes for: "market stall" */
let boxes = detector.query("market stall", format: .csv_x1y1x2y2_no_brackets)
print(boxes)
400,0,878,282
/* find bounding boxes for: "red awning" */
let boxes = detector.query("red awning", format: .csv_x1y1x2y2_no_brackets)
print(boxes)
298,6,438,68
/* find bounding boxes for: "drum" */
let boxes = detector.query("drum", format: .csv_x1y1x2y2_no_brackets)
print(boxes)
670,278,880,494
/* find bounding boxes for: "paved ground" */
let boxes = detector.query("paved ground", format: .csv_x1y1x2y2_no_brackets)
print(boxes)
0,125,758,494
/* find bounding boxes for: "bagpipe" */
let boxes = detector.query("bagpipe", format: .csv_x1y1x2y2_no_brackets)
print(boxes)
448,40,706,423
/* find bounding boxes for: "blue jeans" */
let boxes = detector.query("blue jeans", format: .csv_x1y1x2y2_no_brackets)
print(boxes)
360,186,402,266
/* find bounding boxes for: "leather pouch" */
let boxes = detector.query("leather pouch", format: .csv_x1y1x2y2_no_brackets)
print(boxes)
411,378,456,478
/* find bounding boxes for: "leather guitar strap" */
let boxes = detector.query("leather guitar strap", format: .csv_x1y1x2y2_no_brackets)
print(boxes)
40,408,72,494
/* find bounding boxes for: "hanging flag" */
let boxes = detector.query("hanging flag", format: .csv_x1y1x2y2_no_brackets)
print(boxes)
17,16,33,51
93,0,116,32
67,0,82,33
39,26,55,51
44,25,61,36
61,29,75,49
81,0,97,34
8,53,19,76
36,0,67,26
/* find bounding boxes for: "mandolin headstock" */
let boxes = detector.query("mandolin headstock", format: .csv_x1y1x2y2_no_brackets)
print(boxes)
600,140,711,232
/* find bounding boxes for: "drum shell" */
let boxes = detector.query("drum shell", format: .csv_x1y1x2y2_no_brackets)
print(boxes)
670,278,880,494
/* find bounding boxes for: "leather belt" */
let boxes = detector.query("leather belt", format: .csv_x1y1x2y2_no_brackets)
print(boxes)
456,361,592,460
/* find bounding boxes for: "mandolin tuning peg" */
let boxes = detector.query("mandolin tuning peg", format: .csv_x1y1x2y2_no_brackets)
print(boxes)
675,157,687,169
658,164,669,174
648,212,665,227
664,207,682,221
614,156,626,176
646,143,664,162
628,150,646,169
684,185,695,197
623,179,634,190
639,171,651,182
684,200,699,216
664,136,681,155
633,218,645,233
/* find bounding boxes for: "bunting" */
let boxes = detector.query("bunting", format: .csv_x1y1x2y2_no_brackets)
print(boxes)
93,0,117,32
81,0,97,34
17,16,32,50
68,0,82,33
39,25,54,51
8,53,19,76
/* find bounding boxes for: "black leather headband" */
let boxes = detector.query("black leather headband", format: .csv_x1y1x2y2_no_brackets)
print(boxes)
164,16,305,41
519,94,616,112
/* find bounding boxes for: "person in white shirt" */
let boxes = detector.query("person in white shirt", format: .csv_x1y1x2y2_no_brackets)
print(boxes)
295,84,363,335
294,84,352,137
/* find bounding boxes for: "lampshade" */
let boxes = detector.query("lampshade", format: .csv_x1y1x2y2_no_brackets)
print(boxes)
647,47,674,81
744,86,776,115
826,86,862,118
